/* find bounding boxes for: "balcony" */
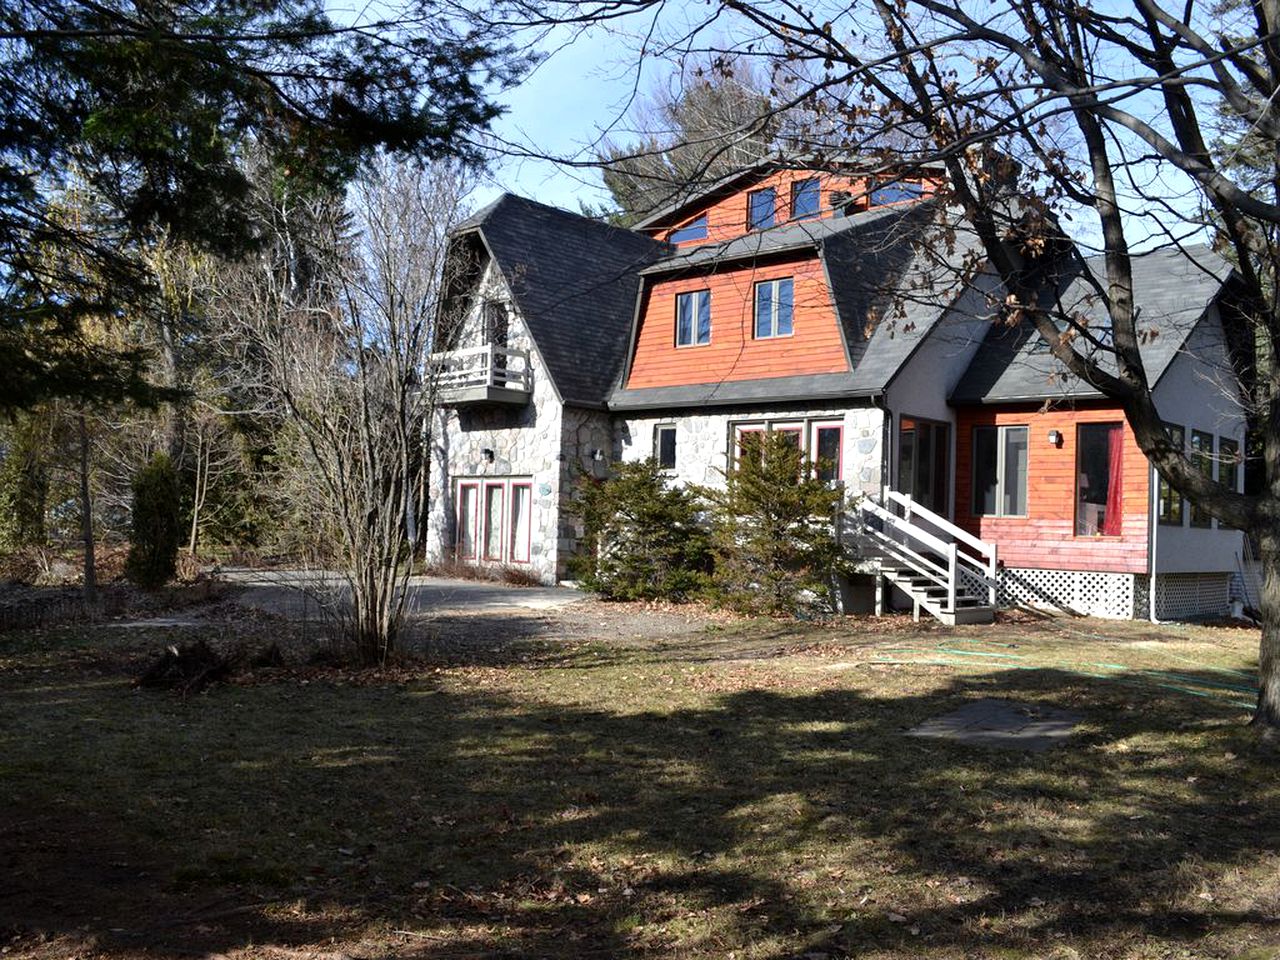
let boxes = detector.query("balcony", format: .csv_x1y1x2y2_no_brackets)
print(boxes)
432,344,533,406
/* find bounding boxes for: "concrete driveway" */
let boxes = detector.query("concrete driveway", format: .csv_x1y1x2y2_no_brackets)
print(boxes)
217,568,583,619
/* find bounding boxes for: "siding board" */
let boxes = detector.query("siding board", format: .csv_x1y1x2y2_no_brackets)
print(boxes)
626,255,850,389
955,405,1150,573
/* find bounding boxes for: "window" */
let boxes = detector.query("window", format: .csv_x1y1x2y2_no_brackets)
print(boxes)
1220,436,1240,530
483,483,505,560
754,278,794,339
791,178,820,219
811,422,843,483
748,188,776,230
972,425,1028,517
1190,430,1214,528
898,416,950,515
655,425,677,471
1076,422,1123,536
456,477,535,565
871,179,924,205
732,419,845,480
456,483,478,559
676,289,711,347
1157,423,1185,526
668,215,708,244
509,483,532,563
774,424,803,450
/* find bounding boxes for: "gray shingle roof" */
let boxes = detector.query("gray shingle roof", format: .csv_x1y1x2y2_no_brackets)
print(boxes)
950,244,1233,404
459,194,669,406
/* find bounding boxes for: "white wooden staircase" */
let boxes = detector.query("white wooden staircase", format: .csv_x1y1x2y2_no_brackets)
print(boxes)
848,490,999,625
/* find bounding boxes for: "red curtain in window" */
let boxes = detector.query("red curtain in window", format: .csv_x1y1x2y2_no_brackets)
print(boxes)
1102,424,1124,536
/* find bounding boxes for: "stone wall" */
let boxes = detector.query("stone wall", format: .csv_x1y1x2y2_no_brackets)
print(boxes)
615,403,886,498
425,263,566,584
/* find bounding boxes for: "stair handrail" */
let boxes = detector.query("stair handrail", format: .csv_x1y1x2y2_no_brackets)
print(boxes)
881,489,998,606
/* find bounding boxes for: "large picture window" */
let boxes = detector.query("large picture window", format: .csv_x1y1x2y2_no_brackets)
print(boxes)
754,278,794,339
1076,422,1124,536
675,290,711,347
971,425,1028,517
1190,430,1214,528
1157,423,1185,526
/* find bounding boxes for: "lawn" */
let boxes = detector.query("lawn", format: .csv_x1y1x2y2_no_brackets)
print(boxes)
2,606,1278,959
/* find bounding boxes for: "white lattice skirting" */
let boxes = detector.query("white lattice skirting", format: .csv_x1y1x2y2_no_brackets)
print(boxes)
998,568,1231,621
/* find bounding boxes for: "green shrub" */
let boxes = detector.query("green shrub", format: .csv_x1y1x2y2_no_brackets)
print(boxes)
574,459,712,601
126,453,182,589
705,432,843,617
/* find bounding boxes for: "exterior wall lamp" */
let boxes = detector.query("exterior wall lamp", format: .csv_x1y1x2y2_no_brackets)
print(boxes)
1047,430,1063,447
482,448,495,463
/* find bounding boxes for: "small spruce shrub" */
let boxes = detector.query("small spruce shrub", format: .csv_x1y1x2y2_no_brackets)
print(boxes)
126,453,182,589
574,459,712,601
705,431,843,617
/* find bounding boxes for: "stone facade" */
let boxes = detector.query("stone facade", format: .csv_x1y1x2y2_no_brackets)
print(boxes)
426,264,566,584
615,404,887,499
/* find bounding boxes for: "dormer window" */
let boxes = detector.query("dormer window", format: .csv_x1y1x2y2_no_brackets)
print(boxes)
790,178,820,220
748,188,776,230
668,215,708,244
870,179,924,205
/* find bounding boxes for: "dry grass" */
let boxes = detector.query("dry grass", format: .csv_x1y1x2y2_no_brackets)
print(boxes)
1,609,1278,959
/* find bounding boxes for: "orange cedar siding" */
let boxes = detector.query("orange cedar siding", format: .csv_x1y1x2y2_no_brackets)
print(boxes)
626,255,849,390
954,405,1150,574
661,169,940,247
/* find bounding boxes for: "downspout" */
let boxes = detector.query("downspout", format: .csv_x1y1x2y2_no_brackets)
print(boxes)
1148,462,1160,623
871,392,890,496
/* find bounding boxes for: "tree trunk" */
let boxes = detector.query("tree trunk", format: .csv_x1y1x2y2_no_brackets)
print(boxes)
1253,522,1280,728
78,410,97,604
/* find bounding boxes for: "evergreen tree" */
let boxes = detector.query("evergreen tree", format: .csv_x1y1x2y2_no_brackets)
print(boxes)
575,459,712,600
706,433,842,617
126,453,182,589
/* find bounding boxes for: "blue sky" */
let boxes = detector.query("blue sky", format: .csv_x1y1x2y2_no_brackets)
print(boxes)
472,23,656,212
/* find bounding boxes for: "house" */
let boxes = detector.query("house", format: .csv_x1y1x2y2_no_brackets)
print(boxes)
425,162,1247,623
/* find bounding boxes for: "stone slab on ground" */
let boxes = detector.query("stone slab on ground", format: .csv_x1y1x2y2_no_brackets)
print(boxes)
906,698,1081,752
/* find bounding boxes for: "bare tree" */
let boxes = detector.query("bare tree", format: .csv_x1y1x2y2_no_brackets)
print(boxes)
210,153,467,663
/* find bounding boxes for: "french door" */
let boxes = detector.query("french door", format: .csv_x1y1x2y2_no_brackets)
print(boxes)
456,477,533,564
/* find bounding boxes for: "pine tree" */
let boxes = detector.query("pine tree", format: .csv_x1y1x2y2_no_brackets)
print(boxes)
706,433,842,617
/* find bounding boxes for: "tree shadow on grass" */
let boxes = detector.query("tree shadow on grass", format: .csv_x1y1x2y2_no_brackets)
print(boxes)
1,653,1277,958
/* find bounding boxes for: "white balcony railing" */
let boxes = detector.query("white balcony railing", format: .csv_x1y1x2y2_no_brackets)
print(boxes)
432,344,532,398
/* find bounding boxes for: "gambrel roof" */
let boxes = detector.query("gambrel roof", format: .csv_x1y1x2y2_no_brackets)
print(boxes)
610,201,986,411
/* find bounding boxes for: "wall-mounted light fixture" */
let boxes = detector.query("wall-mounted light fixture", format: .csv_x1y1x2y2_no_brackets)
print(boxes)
481,448,495,463
591,448,606,462
1047,430,1063,447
